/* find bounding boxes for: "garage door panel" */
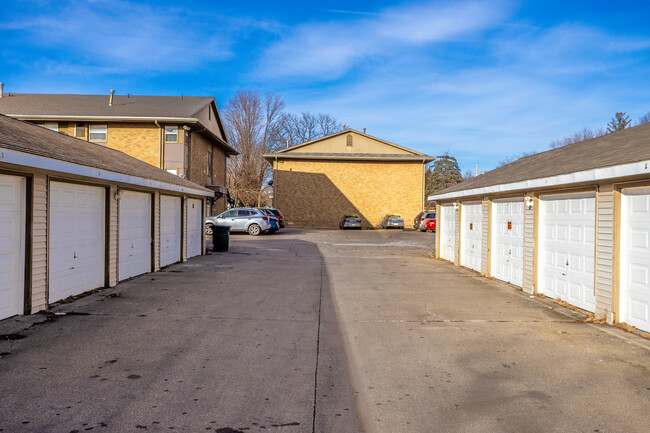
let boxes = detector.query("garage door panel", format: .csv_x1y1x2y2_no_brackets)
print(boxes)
49,182,105,304
491,199,524,286
0,175,25,320
160,195,181,267
620,187,650,332
440,205,456,262
539,193,595,312
460,202,482,272
119,191,152,281
187,198,202,259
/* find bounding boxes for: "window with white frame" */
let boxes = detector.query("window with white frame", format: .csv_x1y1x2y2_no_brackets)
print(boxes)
89,124,107,142
165,125,178,143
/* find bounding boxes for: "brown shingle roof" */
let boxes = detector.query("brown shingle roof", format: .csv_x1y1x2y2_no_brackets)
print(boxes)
435,122,650,196
0,93,212,118
0,114,212,194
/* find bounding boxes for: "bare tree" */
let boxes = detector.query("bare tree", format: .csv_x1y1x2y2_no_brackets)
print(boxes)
607,112,631,132
497,151,537,167
462,169,475,180
638,111,650,125
279,111,343,147
316,113,342,136
549,127,605,149
224,90,286,207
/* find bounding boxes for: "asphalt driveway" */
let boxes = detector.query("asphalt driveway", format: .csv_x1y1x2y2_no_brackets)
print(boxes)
0,228,649,433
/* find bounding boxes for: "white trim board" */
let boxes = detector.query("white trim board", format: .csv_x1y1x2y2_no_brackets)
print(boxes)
0,148,213,197
429,160,650,201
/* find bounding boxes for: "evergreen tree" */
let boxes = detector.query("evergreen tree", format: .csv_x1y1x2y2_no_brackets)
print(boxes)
425,153,463,201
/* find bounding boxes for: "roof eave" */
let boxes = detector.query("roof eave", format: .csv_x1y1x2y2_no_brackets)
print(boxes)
264,154,434,162
428,159,650,201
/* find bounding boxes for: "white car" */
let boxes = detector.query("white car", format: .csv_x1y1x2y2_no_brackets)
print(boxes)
206,208,275,236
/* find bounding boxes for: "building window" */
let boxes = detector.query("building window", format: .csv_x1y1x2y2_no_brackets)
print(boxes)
346,134,353,147
89,124,107,142
165,125,178,143
74,122,86,138
207,151,213,180
35,122,59,131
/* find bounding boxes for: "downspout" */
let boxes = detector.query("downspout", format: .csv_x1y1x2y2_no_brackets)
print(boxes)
155,120,163,169
421,158,426,211
274,156,278,208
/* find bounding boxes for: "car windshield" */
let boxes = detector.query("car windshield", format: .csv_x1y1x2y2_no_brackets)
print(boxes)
426,213,436,218
387,214,401,218
344,215,359,219
269,209,281,216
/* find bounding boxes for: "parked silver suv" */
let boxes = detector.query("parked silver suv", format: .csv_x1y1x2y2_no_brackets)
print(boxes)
206,208,274,236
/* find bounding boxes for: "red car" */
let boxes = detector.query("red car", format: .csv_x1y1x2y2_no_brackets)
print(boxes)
424,217,436,232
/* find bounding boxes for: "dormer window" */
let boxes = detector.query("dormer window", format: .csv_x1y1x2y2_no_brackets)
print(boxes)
165,125,178,143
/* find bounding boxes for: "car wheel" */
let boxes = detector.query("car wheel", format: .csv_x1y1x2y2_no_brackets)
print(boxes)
248,224,261,236
205,223,213,235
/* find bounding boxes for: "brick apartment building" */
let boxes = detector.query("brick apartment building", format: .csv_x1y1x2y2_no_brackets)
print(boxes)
265,129,434,228
0,89,237,214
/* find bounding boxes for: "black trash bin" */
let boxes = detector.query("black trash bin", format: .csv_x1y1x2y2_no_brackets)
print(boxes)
211,224,230,252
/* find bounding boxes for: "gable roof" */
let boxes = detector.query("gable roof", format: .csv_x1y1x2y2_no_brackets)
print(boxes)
0,93,237,155
274,129,426,155
0,114,213,196
266,128,434,162
430,122,650,200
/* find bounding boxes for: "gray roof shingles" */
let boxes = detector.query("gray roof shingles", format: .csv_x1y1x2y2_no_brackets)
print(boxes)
0,93,212,118
435,122,650,196
0,114,212,194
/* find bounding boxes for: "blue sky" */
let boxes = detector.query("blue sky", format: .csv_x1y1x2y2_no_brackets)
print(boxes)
2,0,650,172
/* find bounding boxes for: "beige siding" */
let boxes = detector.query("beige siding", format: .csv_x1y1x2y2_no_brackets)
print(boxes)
481,198,489,275
286,131,414,155
153,191,161,271
31,174,48,312
108,185,118,287
522,196,535,294
595,184,615,319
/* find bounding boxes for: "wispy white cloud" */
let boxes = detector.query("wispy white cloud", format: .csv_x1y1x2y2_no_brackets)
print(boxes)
1,0,238,73
258,1,509,79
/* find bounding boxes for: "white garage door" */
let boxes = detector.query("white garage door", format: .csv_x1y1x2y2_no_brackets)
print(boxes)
460,202,482,272
620,187,650,332
538,193,596,312
0,174,25,320
491,199,524,286
50,182,105,303
186,198,203,259
440,204,456,262
160,195,181,267
119,190,151,281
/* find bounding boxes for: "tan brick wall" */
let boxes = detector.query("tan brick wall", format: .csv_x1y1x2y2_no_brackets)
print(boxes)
103,122,161,168
275,159,424,228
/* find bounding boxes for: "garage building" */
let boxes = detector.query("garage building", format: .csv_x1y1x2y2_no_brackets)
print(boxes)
265,129,434,228
0,114,212,321
429,123,650,333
